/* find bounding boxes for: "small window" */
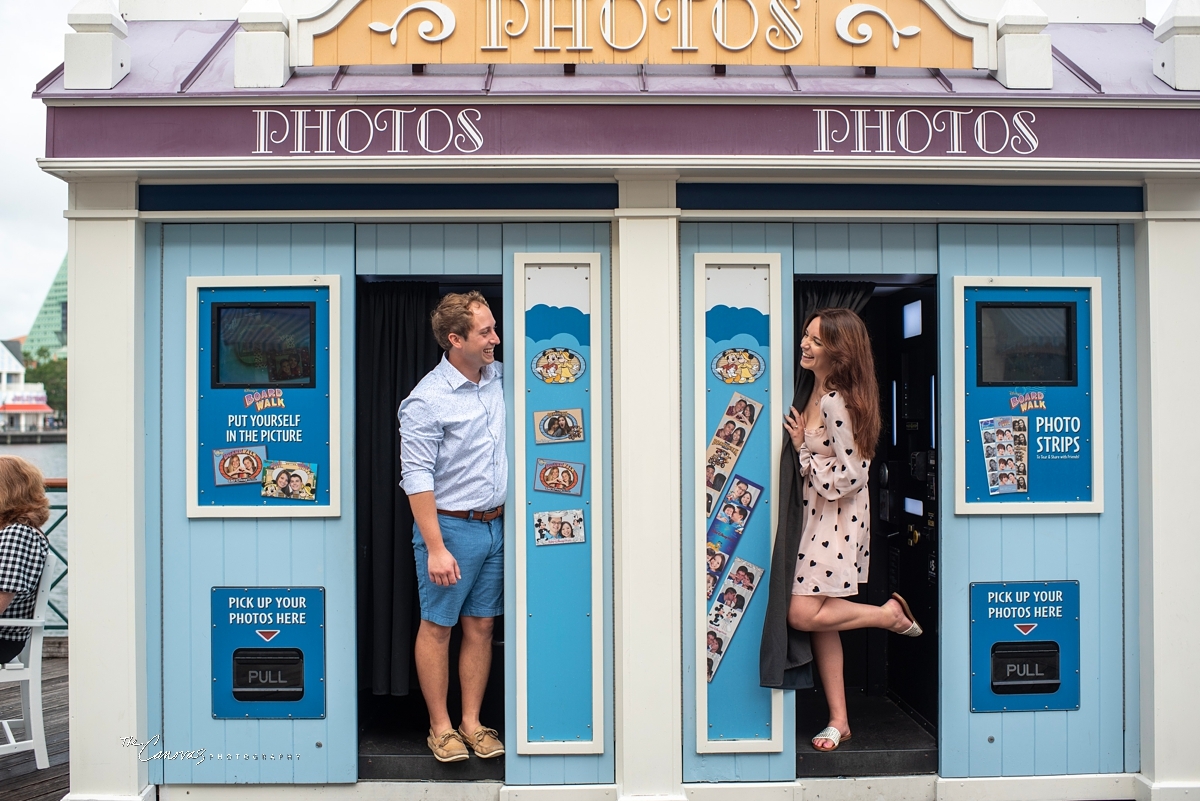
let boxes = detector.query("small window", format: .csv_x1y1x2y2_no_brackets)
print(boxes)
976,302,1076,387
211,303,317,389
903,300,922,338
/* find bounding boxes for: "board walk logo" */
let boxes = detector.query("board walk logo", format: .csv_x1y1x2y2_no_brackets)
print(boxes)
1010,390,1047,413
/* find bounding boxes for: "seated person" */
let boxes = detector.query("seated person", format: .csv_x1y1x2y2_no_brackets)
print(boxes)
0,456,50,665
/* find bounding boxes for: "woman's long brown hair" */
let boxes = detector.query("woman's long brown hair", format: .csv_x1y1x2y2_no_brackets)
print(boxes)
801,308,882,460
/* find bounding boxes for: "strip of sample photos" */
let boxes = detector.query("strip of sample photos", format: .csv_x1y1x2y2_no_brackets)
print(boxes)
980,416,1029,495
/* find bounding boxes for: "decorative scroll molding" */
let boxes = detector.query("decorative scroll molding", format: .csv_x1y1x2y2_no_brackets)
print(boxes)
368,1,455,44
292,0,995,69
836,4,921,48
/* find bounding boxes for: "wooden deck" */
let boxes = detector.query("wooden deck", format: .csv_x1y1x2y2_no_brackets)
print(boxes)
0,657,69,801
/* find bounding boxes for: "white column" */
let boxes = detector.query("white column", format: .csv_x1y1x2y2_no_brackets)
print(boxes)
1153,0,1200,91
63,182,151,801
612,177,685,800
992,0,1053,89
1135,179,1200,800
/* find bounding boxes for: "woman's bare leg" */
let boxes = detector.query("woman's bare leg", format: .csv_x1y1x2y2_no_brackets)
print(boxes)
811,630,849,751
788,594,913,633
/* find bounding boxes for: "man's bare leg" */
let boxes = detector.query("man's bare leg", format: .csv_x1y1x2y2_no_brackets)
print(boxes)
415,620,454,735
459,615,494,733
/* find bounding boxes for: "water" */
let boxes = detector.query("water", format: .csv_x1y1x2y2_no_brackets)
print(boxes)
0,442,69,634
0,442,67,479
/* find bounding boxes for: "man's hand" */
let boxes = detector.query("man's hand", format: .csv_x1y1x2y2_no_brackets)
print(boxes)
427,546,461,586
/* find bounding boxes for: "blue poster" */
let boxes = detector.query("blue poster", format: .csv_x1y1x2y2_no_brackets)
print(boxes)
962,285,1095,506
196,287,332,509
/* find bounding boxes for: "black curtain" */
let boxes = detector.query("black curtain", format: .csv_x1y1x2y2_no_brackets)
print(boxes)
761,280,875,688
356,280,443,696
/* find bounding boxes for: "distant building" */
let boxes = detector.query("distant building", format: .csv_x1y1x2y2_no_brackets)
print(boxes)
0,339,52,432
24,255,67,361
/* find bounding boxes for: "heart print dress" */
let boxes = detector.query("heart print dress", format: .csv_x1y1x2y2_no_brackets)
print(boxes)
792,390,871,597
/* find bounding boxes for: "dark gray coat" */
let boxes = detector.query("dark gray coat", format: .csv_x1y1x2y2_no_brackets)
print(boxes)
759,375,815,689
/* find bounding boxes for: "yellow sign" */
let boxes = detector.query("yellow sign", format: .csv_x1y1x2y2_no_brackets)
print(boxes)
303,0,992,68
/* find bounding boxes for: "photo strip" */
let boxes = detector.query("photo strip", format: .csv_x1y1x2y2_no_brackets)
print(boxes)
532,408,585,444
533,458,585,496
722,475,764,511
533,508,586,546
980,416,1028,495
702,392,764,522
706,558,765,681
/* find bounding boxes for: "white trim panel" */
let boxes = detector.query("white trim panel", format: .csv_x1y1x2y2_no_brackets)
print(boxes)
952,275,1104,515
692,252,784,754
185,274,342,518
512,252,605,755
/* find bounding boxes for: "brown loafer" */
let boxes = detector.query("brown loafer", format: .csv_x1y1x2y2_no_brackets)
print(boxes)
427,728,470,762
459,725,505,758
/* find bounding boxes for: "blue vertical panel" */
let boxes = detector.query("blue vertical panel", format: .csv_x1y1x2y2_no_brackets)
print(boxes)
155,225,356,784
523,277,593,742
939,224,1132,779
993,226,1037,777
356,225,505,276
681,223,795,783
144,223,166,785
500,224,615,786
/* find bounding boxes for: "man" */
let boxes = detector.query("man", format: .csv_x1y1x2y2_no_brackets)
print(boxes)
399,291,506,764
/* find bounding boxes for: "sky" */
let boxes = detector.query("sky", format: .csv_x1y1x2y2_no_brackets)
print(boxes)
0,0,1175,341
0,0,73,341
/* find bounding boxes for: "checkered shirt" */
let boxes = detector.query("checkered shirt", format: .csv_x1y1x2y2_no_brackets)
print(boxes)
0,523,49,642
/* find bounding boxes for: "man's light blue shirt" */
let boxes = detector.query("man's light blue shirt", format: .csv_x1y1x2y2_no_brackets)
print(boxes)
398,355,507,511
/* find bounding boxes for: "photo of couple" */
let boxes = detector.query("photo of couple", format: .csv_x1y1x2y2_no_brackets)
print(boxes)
260,460,318,501
533,508,587,545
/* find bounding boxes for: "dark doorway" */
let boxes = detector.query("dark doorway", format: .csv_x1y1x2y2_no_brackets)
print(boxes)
355,275,506,781
793,276,939,778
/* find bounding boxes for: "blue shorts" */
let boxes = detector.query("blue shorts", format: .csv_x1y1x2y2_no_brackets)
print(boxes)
413,514,504,627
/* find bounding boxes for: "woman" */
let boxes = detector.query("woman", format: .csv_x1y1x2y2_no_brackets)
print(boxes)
782,309,922,753
0,456,51,664
730,427,747,448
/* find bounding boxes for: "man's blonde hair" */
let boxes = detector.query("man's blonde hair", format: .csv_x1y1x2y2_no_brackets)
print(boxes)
431,291,490,351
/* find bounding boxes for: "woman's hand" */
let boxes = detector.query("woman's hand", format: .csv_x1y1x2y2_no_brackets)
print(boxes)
783,406,806,453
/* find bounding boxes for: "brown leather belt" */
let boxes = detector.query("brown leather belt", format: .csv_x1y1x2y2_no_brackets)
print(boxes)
437,505,504,522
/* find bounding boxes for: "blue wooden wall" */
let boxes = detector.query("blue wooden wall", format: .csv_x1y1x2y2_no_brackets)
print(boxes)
937,224,1138,777
355,223,616,785
146,223,358,783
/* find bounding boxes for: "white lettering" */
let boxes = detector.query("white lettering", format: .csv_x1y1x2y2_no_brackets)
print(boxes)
336,108,374,154
932,109,971,154
253,109,290,154
291,109,335,154
711,0,758,51
374,108,417,154
764,0,803,51
973,109,1010,155
601,0,647,50
416,108,455,153
1011,109,1039,154
852,108,894,153
814,108,851,153
896,109,933,154
455,109,485,153
655,0,698,50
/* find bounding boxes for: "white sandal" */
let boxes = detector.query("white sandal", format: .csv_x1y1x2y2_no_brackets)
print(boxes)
811,726,850,751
